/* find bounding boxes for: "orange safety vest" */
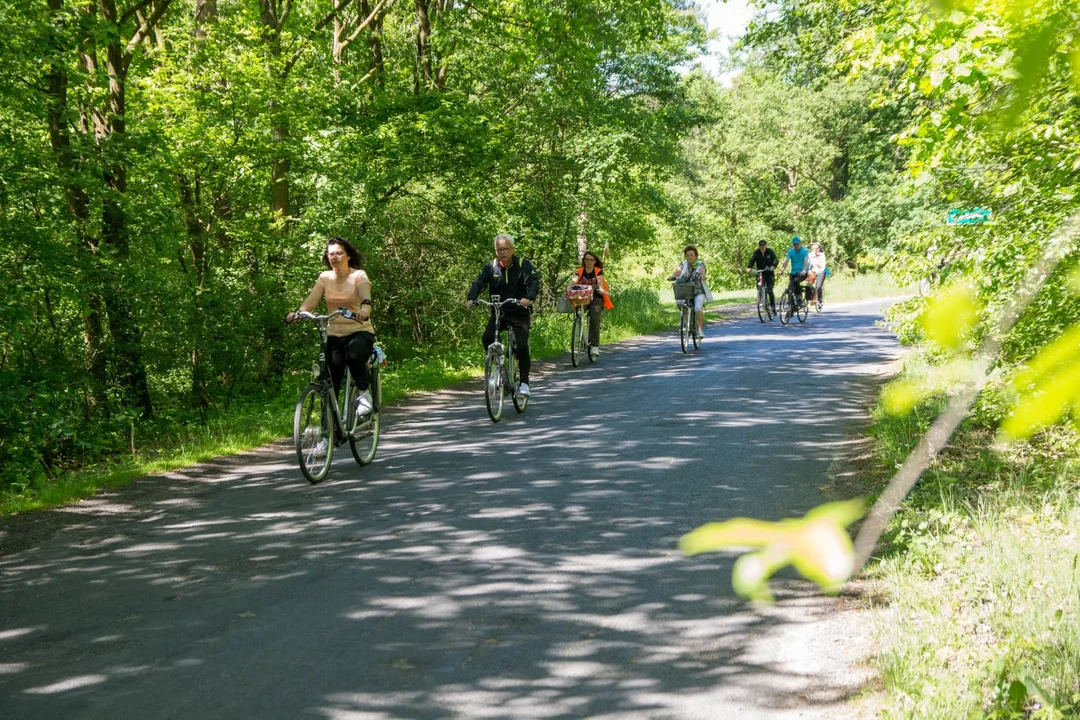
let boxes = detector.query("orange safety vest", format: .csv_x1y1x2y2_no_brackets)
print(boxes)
576,266,614,310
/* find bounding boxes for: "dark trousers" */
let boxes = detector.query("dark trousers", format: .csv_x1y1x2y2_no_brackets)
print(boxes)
587,297,604,347
788,273,808,304
760,273,776,310
483,313,531,383
327,331,375,395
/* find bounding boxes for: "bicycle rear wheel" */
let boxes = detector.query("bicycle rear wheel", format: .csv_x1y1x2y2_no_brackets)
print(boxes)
570,310,582,367
294,384,333,484
484,348,504,422
349,367,380,466
509,338,527,413
797,295,809,323
680,306,689,353
779,291,791,326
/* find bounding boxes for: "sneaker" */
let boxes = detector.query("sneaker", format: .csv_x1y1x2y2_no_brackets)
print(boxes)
589,346,600,360
311,438,328,458
355,390,373,418
517,382,531,397
696,331,705,339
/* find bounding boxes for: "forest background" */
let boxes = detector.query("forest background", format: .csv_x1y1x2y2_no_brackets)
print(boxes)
2,0,1079,714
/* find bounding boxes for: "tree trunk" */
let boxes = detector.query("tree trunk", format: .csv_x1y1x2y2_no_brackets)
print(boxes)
414,0,432,93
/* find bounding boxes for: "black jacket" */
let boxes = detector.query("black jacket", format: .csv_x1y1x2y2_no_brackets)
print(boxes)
467,256,540,316
748,248,778,273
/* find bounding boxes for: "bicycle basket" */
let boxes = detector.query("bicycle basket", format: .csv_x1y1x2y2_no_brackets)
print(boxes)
556,295,573,313
564,284,594,306
672,282,697,301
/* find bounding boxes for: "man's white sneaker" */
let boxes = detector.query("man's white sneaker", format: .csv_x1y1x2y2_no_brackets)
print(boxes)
355,390,373,418
589,346,600,360
517,382,531,397
311,438,328,458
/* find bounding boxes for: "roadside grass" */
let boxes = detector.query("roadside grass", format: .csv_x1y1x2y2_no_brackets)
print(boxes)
864,390,1080,718
0,285,679,515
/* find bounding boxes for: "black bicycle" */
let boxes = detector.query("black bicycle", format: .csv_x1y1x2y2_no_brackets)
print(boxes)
291,309,383,483
751,268,775,322
778,276,810,326
672,282,701,352
475,296,528,422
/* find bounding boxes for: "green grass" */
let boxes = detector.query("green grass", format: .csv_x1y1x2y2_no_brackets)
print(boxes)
864,389,1080,718
1,284,680,516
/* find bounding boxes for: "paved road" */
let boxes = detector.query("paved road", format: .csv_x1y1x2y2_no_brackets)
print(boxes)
0,299,901,719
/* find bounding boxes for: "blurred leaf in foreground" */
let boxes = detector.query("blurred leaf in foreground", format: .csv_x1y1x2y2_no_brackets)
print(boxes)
679,499,867,602
920,284,980,352
999,323,1080,441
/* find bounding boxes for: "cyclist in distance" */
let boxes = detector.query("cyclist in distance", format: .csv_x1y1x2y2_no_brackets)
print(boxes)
286,236,376,417
572,250,614,361
808,242,827,306
466,234,540,397
746,239,778,315
668,245,710,339
778,236,810,309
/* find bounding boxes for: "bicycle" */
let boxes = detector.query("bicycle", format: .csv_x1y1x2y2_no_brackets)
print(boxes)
672,282,701,352
751,268,775,322
778,276,810,326
291,309,384,484
475,296,528,422
565,285,596,367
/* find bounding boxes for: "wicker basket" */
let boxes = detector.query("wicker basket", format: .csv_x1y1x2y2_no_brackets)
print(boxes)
564,284,594,307
672,282,697,301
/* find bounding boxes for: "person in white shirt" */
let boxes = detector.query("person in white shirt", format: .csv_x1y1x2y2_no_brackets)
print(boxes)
808,242,827,306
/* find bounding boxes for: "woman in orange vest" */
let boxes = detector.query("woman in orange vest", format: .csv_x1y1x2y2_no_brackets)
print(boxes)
573,250,614,360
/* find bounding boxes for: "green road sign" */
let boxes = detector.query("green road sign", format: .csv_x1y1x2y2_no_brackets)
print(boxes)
947,207,992,225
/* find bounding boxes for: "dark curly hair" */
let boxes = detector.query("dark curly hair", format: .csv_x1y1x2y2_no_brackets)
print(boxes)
322,236,364,270
581,250,603,269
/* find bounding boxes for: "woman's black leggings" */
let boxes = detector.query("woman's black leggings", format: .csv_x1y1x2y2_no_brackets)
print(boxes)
326,331,375,395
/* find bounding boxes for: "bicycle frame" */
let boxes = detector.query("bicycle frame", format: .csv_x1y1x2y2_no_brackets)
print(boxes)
476,296,520,391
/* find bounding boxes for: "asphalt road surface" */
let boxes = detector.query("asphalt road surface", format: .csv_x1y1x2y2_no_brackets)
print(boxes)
0,299,902,719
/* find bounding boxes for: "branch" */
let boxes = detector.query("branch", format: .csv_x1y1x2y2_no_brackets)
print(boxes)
281,0,359,77
340,0,393,50
851,209,1080,570
120,0,154,25
125,0,172,66
278,0,294,29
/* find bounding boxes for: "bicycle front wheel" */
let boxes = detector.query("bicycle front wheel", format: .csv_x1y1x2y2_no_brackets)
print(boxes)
350,368,380,466
570,311,582,367
680,306,689,353
484,349,504,422
779,292,791,326
757,286,766,323
294,384,333,484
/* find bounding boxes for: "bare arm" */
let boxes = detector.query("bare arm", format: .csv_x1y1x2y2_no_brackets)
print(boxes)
356,274,373,321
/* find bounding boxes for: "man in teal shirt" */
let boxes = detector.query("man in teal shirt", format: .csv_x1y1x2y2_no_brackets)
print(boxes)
779,236,810,308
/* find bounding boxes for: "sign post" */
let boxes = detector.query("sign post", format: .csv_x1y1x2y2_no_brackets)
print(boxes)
947,207,992,226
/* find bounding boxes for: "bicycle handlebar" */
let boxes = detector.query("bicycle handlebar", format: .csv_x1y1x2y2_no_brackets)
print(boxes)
291,307,357,323
474,297,520,309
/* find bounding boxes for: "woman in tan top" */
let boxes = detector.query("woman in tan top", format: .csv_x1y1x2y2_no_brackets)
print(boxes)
287,237,376,416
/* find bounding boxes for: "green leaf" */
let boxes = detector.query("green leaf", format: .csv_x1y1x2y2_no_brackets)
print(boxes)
920,284,979,352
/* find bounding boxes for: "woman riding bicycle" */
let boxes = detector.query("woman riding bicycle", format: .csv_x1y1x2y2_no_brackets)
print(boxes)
668,245,710,339
571,250,614,360
286,237,375,419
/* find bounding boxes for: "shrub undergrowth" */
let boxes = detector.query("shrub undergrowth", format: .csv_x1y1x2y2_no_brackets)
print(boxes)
866,385,1080,719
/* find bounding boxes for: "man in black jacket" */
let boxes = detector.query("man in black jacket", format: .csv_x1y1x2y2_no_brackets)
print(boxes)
747,239,778,315
466,234,541,396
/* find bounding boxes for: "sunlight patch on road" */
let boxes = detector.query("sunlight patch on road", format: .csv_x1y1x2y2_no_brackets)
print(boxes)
24,673,107,694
